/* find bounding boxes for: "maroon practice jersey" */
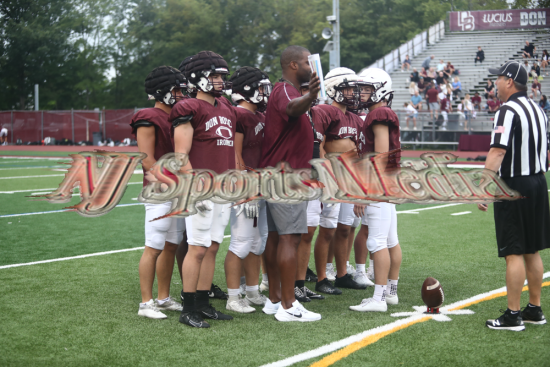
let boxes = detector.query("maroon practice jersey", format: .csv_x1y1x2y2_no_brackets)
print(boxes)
130,107,174,187
316,104,361,143
260,82,314,169
235,106,264,169
310,106,330,143
169,98,237,174
358,106,401,166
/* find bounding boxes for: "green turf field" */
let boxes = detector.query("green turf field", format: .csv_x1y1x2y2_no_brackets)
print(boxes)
0,151,549,366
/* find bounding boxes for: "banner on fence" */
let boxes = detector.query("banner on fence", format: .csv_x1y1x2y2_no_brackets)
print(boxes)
449,8,548,31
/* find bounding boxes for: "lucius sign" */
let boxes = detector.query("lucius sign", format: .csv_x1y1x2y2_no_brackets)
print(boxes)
450,8,548,31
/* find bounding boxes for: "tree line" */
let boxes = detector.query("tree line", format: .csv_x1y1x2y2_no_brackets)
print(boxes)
1,0,544,111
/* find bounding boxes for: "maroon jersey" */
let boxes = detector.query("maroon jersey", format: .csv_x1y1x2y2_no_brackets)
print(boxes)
440,98,450,112
427,88,438,103
217,96,233,108
130,108,174,187
235,106,265,169
310,106,330,143
260,82,314,169
316,104,360,143
169,98,237,174
358,107,401,168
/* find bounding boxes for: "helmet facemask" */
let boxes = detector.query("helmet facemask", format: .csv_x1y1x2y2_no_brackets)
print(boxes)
332,82,360,109
195,69,231,97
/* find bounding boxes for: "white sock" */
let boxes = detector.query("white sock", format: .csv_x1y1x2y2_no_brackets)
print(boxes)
262,273,268,282
356,264,366,273
156,296,170,305
327,263,333,270
140,299,153,307
369,259,374,269
373,285,387,302
346,261,350,267
387,279,398,296
227,288,241,297
246,285,258,292
240,276,246,285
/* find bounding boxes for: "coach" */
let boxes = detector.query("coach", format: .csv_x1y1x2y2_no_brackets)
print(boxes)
479,61,548,331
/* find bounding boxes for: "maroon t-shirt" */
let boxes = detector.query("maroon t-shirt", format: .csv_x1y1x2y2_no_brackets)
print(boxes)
471,95,482,105
169,98,237,174
440,98,450,112
487,100,501,111
358,107,401,169
310,106,331,143
427,88,439,103
259,82,314,169
316,104,360,143
130,108,174,187
235,106,264,169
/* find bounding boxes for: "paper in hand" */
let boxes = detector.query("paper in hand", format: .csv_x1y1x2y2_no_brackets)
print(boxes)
308,54,327,100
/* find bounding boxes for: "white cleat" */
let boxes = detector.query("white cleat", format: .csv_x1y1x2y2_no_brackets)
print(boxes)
239,283,246,296
353,271,374,287
262,299,281,315
326,264,336,282
349,298,387,312
260,279,269,292
347,264,356,276
275,301,321,322
226,298,256,313
366,267,374,281
138,299,167,319
155,297,183,311
385,294,399,305
245,292,267,306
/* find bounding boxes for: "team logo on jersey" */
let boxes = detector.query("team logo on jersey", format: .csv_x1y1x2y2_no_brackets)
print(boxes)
255,122,264,136
338,126,357,137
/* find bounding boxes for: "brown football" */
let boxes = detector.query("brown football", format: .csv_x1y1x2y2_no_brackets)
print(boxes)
421,277,444,308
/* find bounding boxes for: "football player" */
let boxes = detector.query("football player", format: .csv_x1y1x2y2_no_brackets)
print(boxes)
294,81,331,303
351,68,402,312
224,66,271,313
130,66,186,319
314,67,366,295
170,51,236,328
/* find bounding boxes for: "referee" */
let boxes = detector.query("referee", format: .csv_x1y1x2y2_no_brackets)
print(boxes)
479,61,548,330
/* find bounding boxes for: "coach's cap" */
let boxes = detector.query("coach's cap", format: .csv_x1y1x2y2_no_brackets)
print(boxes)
488,61,527,85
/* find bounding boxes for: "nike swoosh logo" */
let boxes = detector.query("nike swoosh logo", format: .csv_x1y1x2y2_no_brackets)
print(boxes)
188,319,202,327
286,311,302,318
203,311,218,320
499,247,507,251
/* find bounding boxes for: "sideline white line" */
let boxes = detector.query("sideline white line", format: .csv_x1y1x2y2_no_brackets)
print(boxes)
260,271,550,367
0,156,70,160
451,211,472,216
396,203,463,214
0,166,66,171
0,181,142,194
0,203,144,218
0,235,232,270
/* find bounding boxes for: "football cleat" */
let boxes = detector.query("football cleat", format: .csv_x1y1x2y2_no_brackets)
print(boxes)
303,286,325,300
306,267,318,282
138,299,167,319
486,309,525,331
334,273,367,289
197,304,233,321
350,298,387,312
180,311,210,328
315,278,342,295
521,304,546,324
294,286,311,303
155,297,183,311
209,283,229,300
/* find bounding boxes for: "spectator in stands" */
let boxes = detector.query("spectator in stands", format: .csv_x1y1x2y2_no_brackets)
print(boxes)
531,77,542,99
451,76,462,99
410,68,419,83
444,61,455,78
0,126,7,146
471,92,482,111
426,81,439,121
522,40,535,59
475,46,485,65
401,54,411,72
530,61,540,78
487,95,501,114
409,81,418,96
523,60,530,73
437,59,446,72
462,94,473,130
539,95,550,112
422,55,434,70
417,77,427,95
435,71,447,87
445,81,454,102
484,79,495,100
411,90,423,111
439,93,451,130
540,50,549,75
404,102,418,130
420,67,429,81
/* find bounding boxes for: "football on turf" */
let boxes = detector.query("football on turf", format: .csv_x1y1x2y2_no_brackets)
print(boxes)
421,277,444,308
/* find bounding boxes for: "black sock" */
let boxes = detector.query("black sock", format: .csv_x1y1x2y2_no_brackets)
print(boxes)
507,308,520,317
196,290,210,309
295,280,305,289
528,303,540,308
183,292,195,313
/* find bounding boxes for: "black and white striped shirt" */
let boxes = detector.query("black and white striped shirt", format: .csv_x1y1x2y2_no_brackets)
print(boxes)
490,91,549,178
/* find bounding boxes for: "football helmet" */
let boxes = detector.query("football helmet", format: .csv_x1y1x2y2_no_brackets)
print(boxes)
144,66,186,106
357,68,394,108
178,55,196,95
324,67,360,108
184,51,231,97
229,66,272,112
300,82,319,107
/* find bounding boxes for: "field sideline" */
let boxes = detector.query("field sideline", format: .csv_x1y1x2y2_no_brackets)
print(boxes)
0,150,549,366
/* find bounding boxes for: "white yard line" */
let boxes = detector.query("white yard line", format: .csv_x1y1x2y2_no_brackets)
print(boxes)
451,211,472,216
0,203,144,218
396,203,464,214
0,166,66,171
0,235,232,270
0,181,142,194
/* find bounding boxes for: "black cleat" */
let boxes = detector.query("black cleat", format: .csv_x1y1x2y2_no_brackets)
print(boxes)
334,273,367,290
306,267,318,282
315,278,342,295
179,311,210,328
486,309,525,331
521,304,547,324
180,290,185,304
209,283,228,300
294,286,311,302
303,286,325,300
198,304,233,321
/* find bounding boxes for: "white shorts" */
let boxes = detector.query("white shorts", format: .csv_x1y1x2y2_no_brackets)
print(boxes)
229,201,268,259
363,202,399,253
144,202,185,250
185,201,230,247
0,128,7,137
306,199,340,229
352,216,361,228
441,110,448,122
338,203,357,226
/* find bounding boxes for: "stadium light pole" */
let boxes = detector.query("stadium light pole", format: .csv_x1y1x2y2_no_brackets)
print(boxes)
34,84,39,111
328,0,340,70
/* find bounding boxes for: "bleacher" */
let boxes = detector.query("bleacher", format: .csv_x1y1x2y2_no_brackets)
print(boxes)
387,29,550,149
